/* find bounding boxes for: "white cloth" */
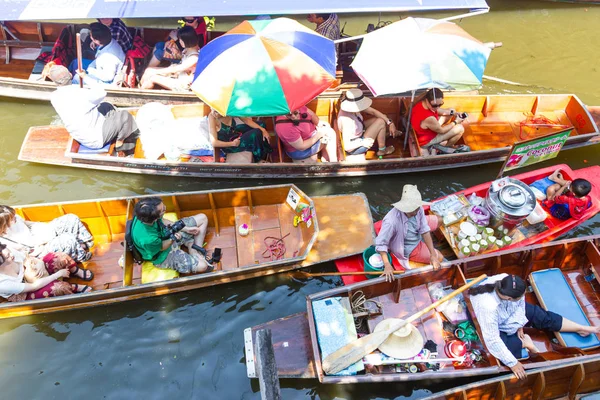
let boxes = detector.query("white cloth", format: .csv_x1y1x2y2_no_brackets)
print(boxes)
51,86,107,148
337,110,364,152
1,215,54,252
0,251,26,298
79,39,125,85
470,273,529,368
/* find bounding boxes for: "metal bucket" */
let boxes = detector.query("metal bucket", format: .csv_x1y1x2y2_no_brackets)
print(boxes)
485,178,536,231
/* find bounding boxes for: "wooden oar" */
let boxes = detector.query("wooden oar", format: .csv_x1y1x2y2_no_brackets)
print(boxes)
76,32,84,88
292,270,405,278
322,274,487,375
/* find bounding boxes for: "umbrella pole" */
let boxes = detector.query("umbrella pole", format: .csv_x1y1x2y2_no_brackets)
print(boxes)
403,90,415,151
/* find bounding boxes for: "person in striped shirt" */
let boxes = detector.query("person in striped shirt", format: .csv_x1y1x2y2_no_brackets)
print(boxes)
469,274,600,380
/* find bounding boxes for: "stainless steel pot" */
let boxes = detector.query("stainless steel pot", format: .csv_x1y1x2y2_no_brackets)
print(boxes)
485,178,536,230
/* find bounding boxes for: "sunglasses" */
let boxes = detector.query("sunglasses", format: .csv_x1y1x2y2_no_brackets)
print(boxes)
183,18,197,23
430,101,444,108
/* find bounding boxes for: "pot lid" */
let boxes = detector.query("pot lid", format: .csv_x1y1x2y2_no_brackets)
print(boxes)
498,184,527,208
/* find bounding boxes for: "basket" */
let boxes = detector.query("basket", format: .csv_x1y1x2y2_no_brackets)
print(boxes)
363,245,392,279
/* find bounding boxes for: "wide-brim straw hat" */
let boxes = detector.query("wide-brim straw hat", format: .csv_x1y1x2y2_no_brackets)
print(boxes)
375,318,424,359
340,88,372,112
392,184,430,213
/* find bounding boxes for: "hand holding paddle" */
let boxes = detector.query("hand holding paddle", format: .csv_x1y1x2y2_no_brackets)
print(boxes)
321,274,487,375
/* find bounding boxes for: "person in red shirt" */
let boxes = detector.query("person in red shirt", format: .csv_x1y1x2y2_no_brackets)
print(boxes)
274,106,338,163
410,88,465,156
544,178,592,220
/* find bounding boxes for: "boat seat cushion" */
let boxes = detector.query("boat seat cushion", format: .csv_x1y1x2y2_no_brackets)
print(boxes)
529,268,600,349
141,261,179,284
313,296,364,375
78,142,111,154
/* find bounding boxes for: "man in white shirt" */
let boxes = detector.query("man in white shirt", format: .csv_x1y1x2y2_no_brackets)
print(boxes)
48,65,138,154
73,22,125,86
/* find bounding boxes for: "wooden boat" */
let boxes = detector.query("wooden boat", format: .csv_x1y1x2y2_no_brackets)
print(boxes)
421,358,600,400
0,20,355,106
0,184,375,319
334,163,600,286
245,234,600,384
19,94,600,178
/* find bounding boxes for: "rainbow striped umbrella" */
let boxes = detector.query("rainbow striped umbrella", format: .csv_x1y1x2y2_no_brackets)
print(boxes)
352,17,492,96
192,18,336,117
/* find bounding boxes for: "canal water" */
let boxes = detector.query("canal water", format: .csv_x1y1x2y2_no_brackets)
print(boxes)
0,0,599,398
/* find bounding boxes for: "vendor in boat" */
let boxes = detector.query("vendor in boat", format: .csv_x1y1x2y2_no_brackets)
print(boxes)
208,109,272,163
48,65,139,156
375,185,443,282
274,106,338,163
131,197,213,274
410,88,466,155
337,89,399,157
72,22,125,86
0,205,95,265
147,17,207,69
307,13,341,41
469,274,600,380
0,244,93,302
140,27,199,91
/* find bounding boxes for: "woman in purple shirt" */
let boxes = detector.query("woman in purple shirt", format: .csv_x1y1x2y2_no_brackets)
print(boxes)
375,184,443,281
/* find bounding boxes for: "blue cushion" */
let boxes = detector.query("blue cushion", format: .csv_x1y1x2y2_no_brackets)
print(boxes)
78,142,111,154
530,269,600,349
182,149,213,157
313,297,364,376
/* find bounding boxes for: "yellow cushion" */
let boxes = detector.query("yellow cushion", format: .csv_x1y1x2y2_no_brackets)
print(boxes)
141,261,179,284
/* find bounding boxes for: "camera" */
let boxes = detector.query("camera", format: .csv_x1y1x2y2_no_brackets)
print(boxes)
160,219,222,263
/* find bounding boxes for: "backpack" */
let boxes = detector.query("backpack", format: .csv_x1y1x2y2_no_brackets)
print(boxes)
125,218,144,264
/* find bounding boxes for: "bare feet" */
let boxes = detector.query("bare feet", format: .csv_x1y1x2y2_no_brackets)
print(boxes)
376,145,395,156
521,334,540,353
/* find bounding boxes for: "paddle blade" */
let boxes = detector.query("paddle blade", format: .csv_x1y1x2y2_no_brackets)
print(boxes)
322,319,406,375
322,329,390,375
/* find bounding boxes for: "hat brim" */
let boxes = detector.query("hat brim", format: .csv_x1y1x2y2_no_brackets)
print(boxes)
375,318,424,359
340,96,372,113
392,200,430,213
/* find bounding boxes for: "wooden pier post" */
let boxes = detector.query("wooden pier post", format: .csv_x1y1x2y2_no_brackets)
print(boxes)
255,328,281,400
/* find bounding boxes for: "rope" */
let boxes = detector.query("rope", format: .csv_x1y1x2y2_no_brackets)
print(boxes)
261,233,290,261
350,290,383,330
518,113,569,140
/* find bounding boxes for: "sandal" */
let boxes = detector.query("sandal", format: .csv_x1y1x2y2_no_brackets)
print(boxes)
71,283,92,294
72,266,94,281
376,145,395,157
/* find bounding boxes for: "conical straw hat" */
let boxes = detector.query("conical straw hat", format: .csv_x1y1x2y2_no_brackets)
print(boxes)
374,318,424,359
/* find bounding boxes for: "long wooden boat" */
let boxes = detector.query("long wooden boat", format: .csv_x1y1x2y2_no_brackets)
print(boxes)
335,163,600,285
245,234,600,384
19,94,600,178
0,21,355,106
422,359,600,400
0,184,374,319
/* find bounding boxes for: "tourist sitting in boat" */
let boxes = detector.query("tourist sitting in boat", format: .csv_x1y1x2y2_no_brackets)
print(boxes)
208,109,272,163
529,169,572,201
0,245,92,302
410,88,466,156
307,13,341,41
48,65,139,155
543,178,592,220
72,22,125,86
376,184,443,282
147,17,207,69
337,89,398,158
274,106,337,163
0,205,95,264
97,18,133,53
140,27,199,91
469,273,600,380
131,197,213,274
